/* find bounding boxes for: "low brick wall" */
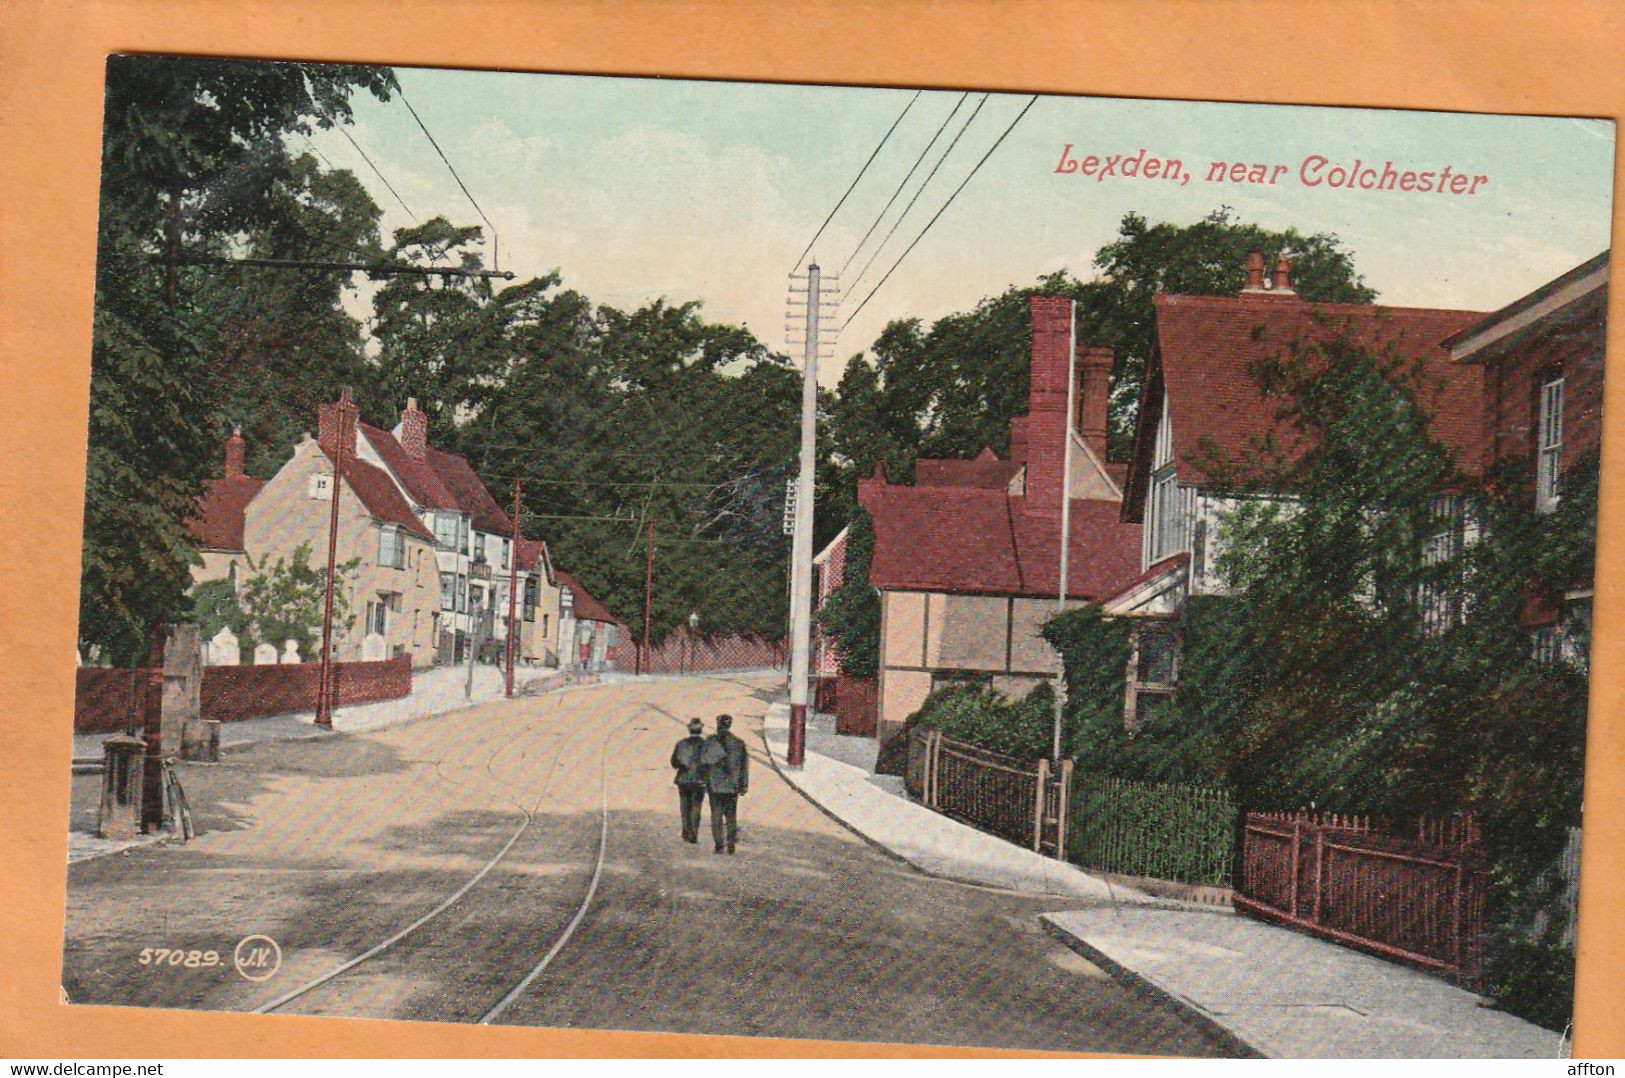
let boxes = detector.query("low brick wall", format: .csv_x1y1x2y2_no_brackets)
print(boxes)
74,657,412,733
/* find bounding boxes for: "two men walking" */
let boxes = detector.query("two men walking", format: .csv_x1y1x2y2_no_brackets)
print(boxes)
670,714,749,854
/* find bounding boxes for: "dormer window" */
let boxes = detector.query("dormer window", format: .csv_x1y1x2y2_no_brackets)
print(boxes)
378,525,404,569
433,512,461,551
308,472,333,500
1537,375,1564,514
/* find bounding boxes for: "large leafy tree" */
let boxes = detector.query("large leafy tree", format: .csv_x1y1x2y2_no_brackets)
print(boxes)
82,56,395,664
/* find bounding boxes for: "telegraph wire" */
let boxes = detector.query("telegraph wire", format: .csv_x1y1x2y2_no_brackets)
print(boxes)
788,90,921,274
844,94,988,298
398,83,502,268
843,95,1038,333
321,108,418,221
838,93,969,278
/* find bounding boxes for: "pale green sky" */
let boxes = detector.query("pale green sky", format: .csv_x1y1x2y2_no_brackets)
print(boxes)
309,65,1616,378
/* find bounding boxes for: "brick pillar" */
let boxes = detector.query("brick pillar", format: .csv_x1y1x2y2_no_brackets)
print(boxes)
1077,346,1113,461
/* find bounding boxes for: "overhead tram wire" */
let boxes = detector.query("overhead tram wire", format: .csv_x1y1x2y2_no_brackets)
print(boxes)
844,94,986,297
838,92,969,279
397,83,502,269
843,94,1039,333
788,90,921,275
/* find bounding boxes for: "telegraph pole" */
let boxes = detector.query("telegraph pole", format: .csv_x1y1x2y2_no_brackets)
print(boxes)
315,389,352,729
641,517,654,676
785,262,837,766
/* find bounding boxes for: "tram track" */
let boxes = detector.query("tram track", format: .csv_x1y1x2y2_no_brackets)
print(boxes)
252,682,643,1020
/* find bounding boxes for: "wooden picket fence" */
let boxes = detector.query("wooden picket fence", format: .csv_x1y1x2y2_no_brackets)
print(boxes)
1235,810,1490,987
905,726,1071,856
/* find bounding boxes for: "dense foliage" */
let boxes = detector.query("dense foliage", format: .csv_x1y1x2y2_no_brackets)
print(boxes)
906,681,1057,763
814,508,879,677
83,56,394,664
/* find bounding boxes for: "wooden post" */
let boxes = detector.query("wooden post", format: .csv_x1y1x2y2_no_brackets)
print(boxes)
1312,824,1325,923
1033,758,1050,852
1289,819,1302,918
1054,758,1073,861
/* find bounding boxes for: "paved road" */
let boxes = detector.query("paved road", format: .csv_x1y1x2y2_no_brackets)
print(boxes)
63,674,1234,1055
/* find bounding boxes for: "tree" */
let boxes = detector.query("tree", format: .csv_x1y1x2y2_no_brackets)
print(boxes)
815,507,879,677
237,544,360,660
82,56,395,664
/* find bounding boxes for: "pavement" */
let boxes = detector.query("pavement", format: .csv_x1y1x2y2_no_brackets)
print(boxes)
763,702,1566,1059
67,662,604,864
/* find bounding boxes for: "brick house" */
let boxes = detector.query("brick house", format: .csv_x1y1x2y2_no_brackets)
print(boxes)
857,296,1144,749
1108,255,1488,726
1447,250,1608,663
242,394,441,666
185,426,265,587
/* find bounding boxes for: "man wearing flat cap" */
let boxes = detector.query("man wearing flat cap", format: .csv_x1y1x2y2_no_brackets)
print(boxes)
700,713,749,854
670,717,708,844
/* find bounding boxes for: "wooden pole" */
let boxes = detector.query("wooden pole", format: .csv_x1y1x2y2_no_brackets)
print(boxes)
505,477,522,698
641,517,654,676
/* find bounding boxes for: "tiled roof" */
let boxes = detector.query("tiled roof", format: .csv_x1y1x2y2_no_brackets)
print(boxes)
914,447,1022,490
360,422,457,511
323,448,434,540
514,536,550,577
1146,293,1486,491
186,474,264,552
359,422,514,534
555,569,621,625
861,482,1143,601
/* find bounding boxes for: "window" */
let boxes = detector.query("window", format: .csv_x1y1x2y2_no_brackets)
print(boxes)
378,525,404,569
364,599,388,637
501,539,510,570
1124,619,1179,733
929,669,994,695
308,472,333,500
524,575,539,620
1421,494,1471,634
474,532,487,564
433,513,461,551
1148,466,1186,562
1537,375,1564,514
440,573,456,611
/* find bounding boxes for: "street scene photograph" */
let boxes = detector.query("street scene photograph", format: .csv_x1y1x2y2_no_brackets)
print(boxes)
62,55,1614,1057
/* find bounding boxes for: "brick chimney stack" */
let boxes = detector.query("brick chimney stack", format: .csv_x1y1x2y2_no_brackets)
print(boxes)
397,396,429,461
1077,346,1113,461
1245,250,1266,291
224,425,245,479
1273,254,1295,293
1024,296,1073,517
317,388,359,461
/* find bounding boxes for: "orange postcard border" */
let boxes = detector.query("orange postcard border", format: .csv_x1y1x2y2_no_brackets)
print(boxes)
1,0,1620,1059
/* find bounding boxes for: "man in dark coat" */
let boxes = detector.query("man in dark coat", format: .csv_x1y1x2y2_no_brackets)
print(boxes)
700,713,749,854
670,718,708,843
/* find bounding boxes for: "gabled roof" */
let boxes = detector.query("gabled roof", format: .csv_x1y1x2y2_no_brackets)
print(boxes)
555,569,621,625
186,474,265,552
1124,293,1487,519
860,482,1143,601
1447,251,1609,364
358,422,514,535
914,447,1023,490
514,536,551,579
322,447,434,540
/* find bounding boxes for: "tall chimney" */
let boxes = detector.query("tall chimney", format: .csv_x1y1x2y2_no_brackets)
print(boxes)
1077,346,1113,461
224,425,245,479
1024,296,1072,517
317,388,359,461
398,396,429,461
1273,254,1295,292
1007,415,1030,465
1244,250,1266,291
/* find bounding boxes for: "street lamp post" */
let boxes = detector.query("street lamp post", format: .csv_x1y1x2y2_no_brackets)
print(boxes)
686,611,699,676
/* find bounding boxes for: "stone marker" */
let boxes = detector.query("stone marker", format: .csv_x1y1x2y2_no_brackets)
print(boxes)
361,631,387,662
209,625,239,666
253,642,278,665
98,734,147,840
281,639,301,664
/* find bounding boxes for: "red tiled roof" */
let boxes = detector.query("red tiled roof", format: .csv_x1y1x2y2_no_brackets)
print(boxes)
1143,293,1486,494
514,536,549,576
322,448,434,540
186,474,264,552
359,422,513,534
554,569,621,625
861,482,1143,601
915,447,1022,490
360,422,457,511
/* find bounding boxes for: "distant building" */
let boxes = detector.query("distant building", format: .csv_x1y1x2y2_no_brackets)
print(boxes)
856,296,1143,749
242,392,440,665
554,569,622,672
185,426,265,587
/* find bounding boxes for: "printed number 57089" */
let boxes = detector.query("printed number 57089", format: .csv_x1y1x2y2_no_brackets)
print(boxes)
137,948,221,968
